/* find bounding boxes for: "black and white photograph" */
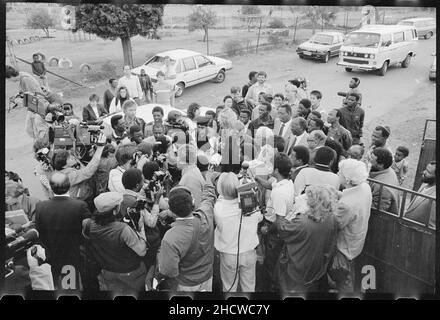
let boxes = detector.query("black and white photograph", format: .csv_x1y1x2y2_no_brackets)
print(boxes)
3,0,437,303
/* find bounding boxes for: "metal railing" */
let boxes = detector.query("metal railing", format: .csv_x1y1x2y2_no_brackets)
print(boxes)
367,178,436,230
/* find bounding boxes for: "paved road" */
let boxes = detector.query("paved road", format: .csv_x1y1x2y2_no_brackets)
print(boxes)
5,36,436,199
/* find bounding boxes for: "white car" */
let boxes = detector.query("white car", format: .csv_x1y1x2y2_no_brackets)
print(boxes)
102,103,214,136
296,31,345,63
131,49,233,97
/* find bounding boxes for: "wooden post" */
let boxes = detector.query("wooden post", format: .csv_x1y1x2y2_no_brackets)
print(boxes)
256,16,262,54
293,16,299,43
345,10,348,33
382,10,386,24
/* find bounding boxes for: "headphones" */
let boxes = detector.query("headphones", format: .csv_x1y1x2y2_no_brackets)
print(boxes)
170,185,195,208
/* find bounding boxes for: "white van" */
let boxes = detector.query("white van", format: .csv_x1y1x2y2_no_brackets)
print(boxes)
337,24,418,76
398,17,436,39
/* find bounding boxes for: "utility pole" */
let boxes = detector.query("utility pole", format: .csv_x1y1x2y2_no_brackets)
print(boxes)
256,16,262,54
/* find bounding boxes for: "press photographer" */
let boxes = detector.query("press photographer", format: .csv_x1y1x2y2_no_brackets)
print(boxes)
119,168,164,289
82,192,148,293
51,132,107,208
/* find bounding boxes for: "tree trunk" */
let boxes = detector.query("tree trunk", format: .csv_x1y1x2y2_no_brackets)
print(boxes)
202,28,207,42
121,36,134,68
43,28,50,38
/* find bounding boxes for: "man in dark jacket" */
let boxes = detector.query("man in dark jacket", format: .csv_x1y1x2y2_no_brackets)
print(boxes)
82,94,108,125
35,172,91,289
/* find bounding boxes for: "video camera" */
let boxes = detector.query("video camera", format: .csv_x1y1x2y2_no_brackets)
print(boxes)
23,92,50,117
53,122,104,148
35,147,52,168
5,227,39,278
237,162,261,216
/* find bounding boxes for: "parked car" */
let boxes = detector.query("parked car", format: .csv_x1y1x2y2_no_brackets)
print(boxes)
429,52,436,81
102,103,214,137
296,31,345,63
337,24,418,76
131,49,233,98
398,17,436,39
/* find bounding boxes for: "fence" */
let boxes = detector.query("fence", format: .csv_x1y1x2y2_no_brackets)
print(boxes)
356,178,436,294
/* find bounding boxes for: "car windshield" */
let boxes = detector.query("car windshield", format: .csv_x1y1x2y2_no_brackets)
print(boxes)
344,32,381,48
145,56,177,69
309,34,334,45
398,21,414,26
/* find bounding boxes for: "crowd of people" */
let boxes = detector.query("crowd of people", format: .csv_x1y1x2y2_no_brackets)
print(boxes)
5,62,436,294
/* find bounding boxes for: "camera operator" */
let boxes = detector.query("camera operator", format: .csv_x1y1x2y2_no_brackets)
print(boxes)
157,172,217,291
5,65,52,142
41,86,63,105
51,133,106,206
108,143,137,194
82,192,148,293
33,139,54,199
214,172,262,292
94,143,117,194
254,153,294,292
6,179,41,223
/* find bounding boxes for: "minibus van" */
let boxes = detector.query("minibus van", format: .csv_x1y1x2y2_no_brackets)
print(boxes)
398,17,436,39
337,24,418,76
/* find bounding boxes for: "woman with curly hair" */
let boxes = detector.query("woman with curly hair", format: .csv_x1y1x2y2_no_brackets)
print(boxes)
276,184,339,292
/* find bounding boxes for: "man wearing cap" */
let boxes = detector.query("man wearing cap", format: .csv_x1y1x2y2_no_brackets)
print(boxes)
35,172,91,289
157,172,218,291
82,192,148,292
194,115,211,150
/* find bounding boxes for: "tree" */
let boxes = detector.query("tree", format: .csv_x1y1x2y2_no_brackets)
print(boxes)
26,8,56,38
74,4,164,68
241,5,261,32
188,6,217,42
304,6,337,34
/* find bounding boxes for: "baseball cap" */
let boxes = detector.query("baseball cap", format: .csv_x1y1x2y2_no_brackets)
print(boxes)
94,192,123,213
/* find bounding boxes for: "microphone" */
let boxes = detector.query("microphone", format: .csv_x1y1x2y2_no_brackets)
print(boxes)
6,229,39,260
7,229,39,250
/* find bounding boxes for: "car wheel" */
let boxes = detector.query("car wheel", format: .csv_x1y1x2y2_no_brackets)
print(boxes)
425,32,433,39
214,70,225,83
345,67,352,72
174,82,185,97
401,54,411,68
322,53,330,63
378,61,388,76
299,54,304,59
429,76,436,81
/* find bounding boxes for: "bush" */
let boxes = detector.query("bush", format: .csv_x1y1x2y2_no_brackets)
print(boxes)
85,60,117,82
268,18,285,29
222,39,243,57
267,34,282,45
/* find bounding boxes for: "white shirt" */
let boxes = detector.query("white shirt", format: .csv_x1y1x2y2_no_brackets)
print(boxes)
265,179,295,223
91,105,99,118
278,119,292,137
335,182,372,260
294,130,308,147
214,197,262,254
108,166,126,194
118,75,143,99
294,167,340,197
